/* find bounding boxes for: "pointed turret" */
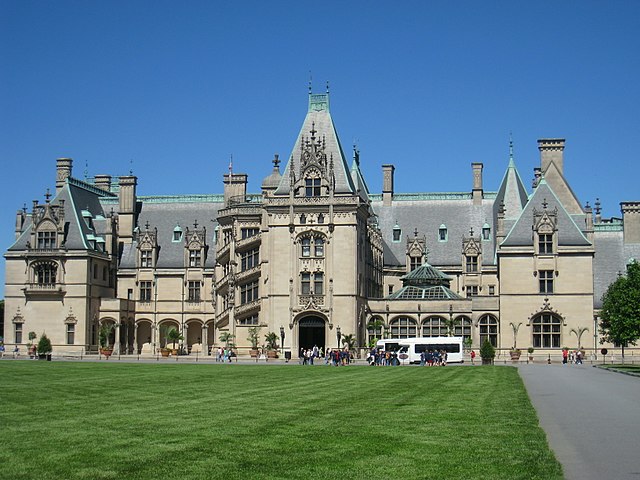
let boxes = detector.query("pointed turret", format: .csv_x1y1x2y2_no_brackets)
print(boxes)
274,92,355,196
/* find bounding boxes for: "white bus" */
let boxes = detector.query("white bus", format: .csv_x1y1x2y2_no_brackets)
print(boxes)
376,337,464,364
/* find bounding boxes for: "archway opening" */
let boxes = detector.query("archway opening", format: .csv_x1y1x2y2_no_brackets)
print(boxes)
298,316,325,355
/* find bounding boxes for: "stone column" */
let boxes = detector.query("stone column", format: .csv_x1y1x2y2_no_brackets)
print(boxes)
134,323,139,355
114,321,121,355
202,324,208,355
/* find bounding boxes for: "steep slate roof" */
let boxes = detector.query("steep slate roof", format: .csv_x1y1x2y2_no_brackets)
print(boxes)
274,93,355,196
494,157,529,221
501,178,591,247
7,178,114,252
117,197,224,269
372,195,497,267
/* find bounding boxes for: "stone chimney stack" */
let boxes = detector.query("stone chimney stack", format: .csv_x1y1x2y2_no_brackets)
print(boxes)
224,173,248,207
382,164,395,206
472,162,483,205
538,139,565,175
94,174,112,192
56,158,73,193
118,175,137,243
15,209,26,240
621,202,640,244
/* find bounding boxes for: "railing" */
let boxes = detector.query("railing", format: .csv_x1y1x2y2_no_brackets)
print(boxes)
235,299,260,316
236,233,261,251
236,265,260,283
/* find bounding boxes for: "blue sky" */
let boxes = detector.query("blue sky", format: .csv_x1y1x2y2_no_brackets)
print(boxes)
1,1,639,297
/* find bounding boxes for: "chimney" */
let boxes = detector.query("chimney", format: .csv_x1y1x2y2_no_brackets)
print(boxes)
15,209,26,240
382,164,395,206
472,162,483,205
94,174,112,192
538,139,565,175
118,175,137,243
224,173,248,207
621,202,640,244
56,158,73,193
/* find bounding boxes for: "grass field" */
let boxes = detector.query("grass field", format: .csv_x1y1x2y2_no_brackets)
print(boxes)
0,362,562,480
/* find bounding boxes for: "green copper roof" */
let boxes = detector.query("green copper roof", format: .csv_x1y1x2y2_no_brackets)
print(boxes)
387,285,463,300
400,263,452,287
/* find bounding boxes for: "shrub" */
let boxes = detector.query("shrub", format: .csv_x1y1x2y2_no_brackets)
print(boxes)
37,333,52,354
480,339,495,361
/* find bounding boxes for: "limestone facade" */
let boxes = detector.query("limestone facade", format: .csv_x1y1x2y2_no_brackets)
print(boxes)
4,92,640,358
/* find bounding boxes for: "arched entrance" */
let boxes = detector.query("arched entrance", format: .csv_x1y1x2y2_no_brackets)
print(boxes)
298,316,325,353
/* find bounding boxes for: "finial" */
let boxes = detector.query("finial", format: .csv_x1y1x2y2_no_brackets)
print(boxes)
84,160,89,180
542,198,548,209
194,220,199,229
310,122,317,139
308,71,312,94
595,198,601,215
129,158,134,176
326,80,330,94
145,221,150,230
414,227,418,237
469,227,474,237
23,203,27,214
229,154,233,174
509,132,514,162
273,153,280,169
45,188,51,203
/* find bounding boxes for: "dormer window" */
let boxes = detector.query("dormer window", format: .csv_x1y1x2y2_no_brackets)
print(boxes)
305,178,321,197
466,255,478,273
482,224,491,241
438,225,448,242
37,231,56,249
538,233,553,254
140,249,153,268
392,223,401,243
189,249,202,267
173,226,183,242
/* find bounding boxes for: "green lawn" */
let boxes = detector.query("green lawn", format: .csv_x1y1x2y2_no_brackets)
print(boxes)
0,362,561,480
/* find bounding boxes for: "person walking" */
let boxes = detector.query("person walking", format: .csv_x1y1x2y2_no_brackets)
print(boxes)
470,350,476,365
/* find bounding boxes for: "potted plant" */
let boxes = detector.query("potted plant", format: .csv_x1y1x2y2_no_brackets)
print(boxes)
509,322,522,360
27,331,37,358
264,331,279,358
527,347,535,362
480,339,495,365
37,333,52,361
247,326,261,358
167,327,183,355
99,322,116,358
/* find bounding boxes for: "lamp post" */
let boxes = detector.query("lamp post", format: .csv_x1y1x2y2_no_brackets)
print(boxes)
336,326,341,349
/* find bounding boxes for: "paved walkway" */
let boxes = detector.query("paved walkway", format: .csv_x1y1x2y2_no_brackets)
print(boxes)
518,363,640,480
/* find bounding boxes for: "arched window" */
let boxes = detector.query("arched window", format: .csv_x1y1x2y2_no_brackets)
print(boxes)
454,316,472,343
479,314,499,347
34,262,57,286
390,317,417,339
421,316,447,337
532,313,561,348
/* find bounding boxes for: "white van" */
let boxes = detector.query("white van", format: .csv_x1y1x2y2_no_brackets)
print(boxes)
376,337,464,364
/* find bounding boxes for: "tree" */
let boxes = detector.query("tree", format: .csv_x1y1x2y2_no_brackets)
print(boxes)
167,327,183,349
600,260,640,358
341,334,356,352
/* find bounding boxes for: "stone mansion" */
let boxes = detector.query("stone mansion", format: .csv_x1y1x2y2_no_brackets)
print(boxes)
4,92,640,357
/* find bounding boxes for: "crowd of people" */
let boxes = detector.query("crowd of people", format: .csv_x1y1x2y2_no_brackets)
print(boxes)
299,346,354,366
365,347,449,366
